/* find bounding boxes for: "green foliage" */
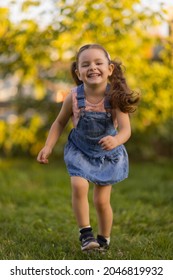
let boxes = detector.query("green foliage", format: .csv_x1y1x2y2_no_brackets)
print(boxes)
0,98,70,157
0,159,173,259
0,4,62,99
0,0,172,158
0,114,42,156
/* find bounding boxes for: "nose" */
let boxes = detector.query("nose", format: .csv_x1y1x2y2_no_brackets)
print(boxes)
88,63,97,71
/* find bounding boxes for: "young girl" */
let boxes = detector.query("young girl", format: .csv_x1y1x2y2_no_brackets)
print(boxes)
37,44,139,252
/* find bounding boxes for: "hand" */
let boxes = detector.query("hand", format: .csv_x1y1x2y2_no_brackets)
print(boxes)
37,146,52,164
99,135,119,150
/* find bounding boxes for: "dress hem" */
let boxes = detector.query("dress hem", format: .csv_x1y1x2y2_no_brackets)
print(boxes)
66,171,128,186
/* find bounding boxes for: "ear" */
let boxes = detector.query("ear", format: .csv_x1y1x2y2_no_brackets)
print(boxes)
75,69,82,81
108,63,114,76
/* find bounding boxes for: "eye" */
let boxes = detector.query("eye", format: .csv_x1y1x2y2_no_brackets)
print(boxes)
96,62,103,65
81,64,89,67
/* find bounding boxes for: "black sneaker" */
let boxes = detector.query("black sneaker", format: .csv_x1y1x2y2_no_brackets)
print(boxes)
97,235,109,251
79,228,100,251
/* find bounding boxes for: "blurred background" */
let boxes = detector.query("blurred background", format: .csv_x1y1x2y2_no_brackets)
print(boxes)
0,0,173,161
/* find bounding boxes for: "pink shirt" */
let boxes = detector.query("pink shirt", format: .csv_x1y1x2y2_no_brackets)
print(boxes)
71,87,118,128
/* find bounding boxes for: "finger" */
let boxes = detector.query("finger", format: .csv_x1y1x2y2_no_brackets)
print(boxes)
99,138,107,145
41,153,49,163
37,152,48,164
37,154,42,163
39,158,49,164
41,159,49,164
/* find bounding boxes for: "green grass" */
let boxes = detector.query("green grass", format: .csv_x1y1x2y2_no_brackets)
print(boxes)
0,158,173,260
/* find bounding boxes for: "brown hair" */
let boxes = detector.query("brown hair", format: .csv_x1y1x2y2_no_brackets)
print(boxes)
71,44,140,113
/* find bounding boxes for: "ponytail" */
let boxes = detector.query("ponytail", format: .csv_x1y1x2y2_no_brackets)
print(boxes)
108,61,140,113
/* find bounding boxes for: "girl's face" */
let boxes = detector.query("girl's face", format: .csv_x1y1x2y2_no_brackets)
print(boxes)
75,48,114,87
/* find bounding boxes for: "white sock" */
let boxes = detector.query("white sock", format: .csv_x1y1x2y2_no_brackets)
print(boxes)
105,237,110,245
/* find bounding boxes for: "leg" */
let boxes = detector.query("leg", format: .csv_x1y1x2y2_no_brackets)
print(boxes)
93,184,113,238
71,176,99,251
71,176,90,228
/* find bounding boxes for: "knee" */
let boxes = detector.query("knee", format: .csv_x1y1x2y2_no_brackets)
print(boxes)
72,185,83,199
93,196,108,211
71,177,88,199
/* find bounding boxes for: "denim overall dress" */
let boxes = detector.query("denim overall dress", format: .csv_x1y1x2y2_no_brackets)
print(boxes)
64,84,129,186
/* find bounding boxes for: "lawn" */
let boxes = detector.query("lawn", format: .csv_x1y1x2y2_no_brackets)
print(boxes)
0,158,172,260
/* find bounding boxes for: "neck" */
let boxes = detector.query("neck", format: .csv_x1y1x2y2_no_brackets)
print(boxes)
84,83,107,97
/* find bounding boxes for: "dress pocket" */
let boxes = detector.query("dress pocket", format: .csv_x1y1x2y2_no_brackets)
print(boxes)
106,146,123,163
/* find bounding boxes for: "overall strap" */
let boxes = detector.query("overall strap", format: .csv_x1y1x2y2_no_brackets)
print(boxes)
77,84,85,109
104,84,111,111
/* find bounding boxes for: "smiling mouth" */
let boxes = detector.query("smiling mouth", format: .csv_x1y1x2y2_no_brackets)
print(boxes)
87,73,101,78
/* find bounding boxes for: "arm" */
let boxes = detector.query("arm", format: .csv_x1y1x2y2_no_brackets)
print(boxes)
99,108,131,150
37,93,73,163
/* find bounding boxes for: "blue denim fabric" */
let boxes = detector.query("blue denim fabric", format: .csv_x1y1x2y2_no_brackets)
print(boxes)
64,84,129,186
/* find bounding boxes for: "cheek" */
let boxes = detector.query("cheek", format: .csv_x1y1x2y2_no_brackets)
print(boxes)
76,70,86,81
79,70,86,77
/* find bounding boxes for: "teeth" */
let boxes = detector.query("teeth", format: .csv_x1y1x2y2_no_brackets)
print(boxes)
88,74,100,77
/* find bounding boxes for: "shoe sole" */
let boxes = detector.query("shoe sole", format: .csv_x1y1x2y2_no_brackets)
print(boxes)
81,241,100,251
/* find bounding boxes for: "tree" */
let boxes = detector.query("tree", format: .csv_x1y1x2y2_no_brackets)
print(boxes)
0,0,172,158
